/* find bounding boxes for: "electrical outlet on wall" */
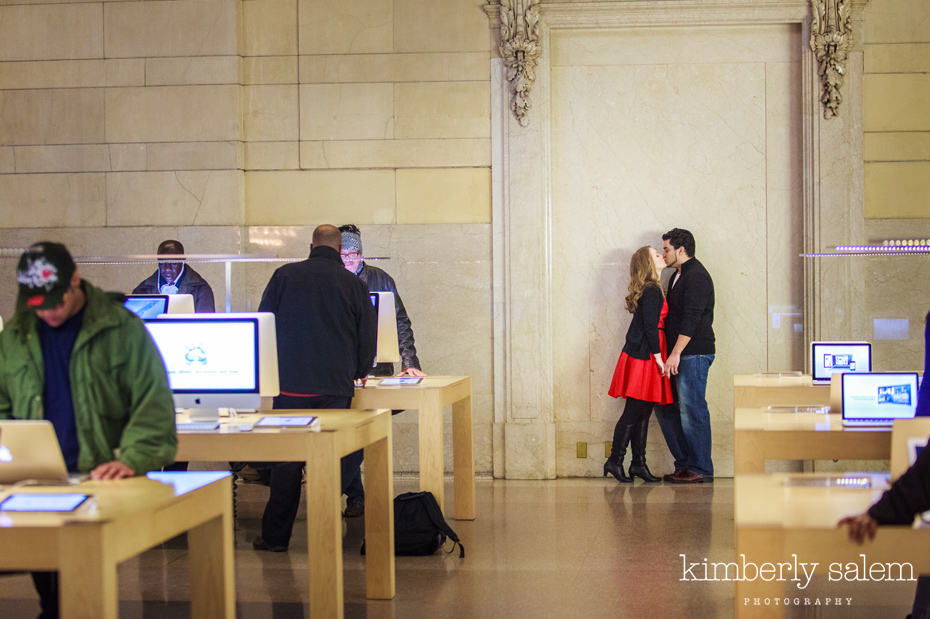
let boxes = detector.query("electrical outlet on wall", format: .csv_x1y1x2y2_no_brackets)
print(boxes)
576,442,587,458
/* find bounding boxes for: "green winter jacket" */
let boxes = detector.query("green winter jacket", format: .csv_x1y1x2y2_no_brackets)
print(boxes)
0,280,177,474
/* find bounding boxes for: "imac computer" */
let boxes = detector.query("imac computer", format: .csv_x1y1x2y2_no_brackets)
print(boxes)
370,292,400,365
810,341,871,384
124,293,195,319
144,313,279,417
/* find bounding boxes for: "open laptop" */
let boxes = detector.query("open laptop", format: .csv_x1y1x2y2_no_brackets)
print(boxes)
841,372,920,427
0,420,72,484
811,341,871,384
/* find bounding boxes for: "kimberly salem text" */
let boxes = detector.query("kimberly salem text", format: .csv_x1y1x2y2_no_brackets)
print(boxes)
680,554,916,590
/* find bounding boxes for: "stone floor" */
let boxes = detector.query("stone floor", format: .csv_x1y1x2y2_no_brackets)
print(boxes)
0,477,918,618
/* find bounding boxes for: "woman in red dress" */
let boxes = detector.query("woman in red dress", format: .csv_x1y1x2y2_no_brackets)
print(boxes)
605,246,674,483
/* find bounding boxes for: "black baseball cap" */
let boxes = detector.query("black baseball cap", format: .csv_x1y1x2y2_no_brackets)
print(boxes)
16,242,76,311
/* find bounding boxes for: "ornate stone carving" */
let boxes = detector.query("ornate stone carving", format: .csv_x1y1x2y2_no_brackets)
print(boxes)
809,0,852,119
495,0,542,127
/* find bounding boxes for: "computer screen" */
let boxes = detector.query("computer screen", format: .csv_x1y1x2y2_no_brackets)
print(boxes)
144,317,261,411
370,291,400,364
841,372,919,421
124,295,169,319
810,341,871,382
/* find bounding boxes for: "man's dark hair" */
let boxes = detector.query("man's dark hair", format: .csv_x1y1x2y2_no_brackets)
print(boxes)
662,228,695,258
157,240,184,255
312,224,342,250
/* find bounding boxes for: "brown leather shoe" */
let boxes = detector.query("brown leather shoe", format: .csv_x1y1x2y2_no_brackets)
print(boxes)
668,470,706,484
663,467,686,482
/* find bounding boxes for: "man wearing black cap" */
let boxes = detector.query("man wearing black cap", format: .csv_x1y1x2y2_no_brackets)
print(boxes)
132,239,215,312
0,242,177,618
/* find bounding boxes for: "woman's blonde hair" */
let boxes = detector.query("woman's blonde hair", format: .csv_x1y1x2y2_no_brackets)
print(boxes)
624,246,661,313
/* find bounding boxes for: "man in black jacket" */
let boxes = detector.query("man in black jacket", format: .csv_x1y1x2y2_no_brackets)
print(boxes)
251,224,377,551
839,439,930,618
132,239,215,313
656,228,716,484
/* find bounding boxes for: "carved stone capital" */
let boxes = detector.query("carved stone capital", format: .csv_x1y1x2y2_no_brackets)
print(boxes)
809,0,852,119
491,0,542,127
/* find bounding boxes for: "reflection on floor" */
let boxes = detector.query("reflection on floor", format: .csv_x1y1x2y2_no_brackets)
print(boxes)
0,478,918,618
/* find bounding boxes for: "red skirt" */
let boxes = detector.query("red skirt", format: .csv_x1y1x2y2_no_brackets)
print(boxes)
608,350,673,405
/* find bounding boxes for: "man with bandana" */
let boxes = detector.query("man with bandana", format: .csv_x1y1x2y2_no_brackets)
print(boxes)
338,224,426,518
132,239,215,312
0,241,177,618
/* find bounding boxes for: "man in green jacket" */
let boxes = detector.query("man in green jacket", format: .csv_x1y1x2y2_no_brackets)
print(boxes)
0,241,177,618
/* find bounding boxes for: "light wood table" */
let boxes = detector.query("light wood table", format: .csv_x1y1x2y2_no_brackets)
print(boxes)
0,471,234,619
734,408,892,474
175,408,395,619
735,473,930,618
733,374,831,409
352,375,476,520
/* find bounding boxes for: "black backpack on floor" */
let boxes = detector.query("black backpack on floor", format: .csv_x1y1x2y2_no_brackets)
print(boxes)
362,491,465,558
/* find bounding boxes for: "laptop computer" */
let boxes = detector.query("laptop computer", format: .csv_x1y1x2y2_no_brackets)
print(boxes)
811,341,871,384
0,420,72,484
841,372,920,427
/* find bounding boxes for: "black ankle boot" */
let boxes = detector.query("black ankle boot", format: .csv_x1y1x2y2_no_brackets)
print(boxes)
629,418,661,483
604,423,633,483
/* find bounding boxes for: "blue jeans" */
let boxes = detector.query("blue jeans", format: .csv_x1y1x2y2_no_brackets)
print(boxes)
677,354,714,476
654,400,690,472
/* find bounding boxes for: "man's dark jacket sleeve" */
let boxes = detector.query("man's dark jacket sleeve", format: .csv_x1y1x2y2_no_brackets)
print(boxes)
869,437,930,524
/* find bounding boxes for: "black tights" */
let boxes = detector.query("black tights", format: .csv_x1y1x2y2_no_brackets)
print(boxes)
618,396,654,426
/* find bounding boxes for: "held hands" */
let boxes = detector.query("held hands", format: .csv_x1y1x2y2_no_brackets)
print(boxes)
837,512,878,545
398,367,427,378
664,352,681,377
653,354,665,376
90,460,135,481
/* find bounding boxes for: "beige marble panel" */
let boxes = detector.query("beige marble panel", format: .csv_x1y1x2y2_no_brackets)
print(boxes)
864,74,930,132
0,4,102,61
865,43,930,73
551,25,802,66
105,86,240,143
865,162,930,218
0,88,104,145
865,132,930,161
298,0,392,54
396,168,491,224
299,52,490,83
106,171,243,226
144,142,241,171
862,73,930,131
0,59,143,89
299,138,490,169
299,83,394,140
244,170,395,224
0,173,105,228
0,147,13,172
244,142,299,170
243,85,299,142
241,0,297,56
241,56,298,85
13,145,110,173
145,57,238,86
107,144,147,171
104,0,238,58
550,47,771,476
394,82,490,139
864,0,930,43
393,0,490,53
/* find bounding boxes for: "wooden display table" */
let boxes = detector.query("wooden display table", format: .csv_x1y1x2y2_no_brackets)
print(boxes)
0,471,234,619
352,375,476,520
734,408,891,473
175,408,394,619
735,473,930,618
733,374,830,409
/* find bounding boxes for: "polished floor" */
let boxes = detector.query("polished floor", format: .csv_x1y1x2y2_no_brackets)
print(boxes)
0,476,918,618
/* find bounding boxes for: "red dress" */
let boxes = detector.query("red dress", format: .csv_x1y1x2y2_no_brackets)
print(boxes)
607,299,674,405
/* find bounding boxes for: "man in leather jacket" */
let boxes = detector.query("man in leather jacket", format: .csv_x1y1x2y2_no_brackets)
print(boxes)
132,239,215,313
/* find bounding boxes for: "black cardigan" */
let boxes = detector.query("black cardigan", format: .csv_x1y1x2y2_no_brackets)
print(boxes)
664,257,715,355
621,284,664,361
258,246,377,398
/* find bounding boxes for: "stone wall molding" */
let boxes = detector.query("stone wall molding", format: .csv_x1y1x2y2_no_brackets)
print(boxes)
491,0,543,127
810,0,853,119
